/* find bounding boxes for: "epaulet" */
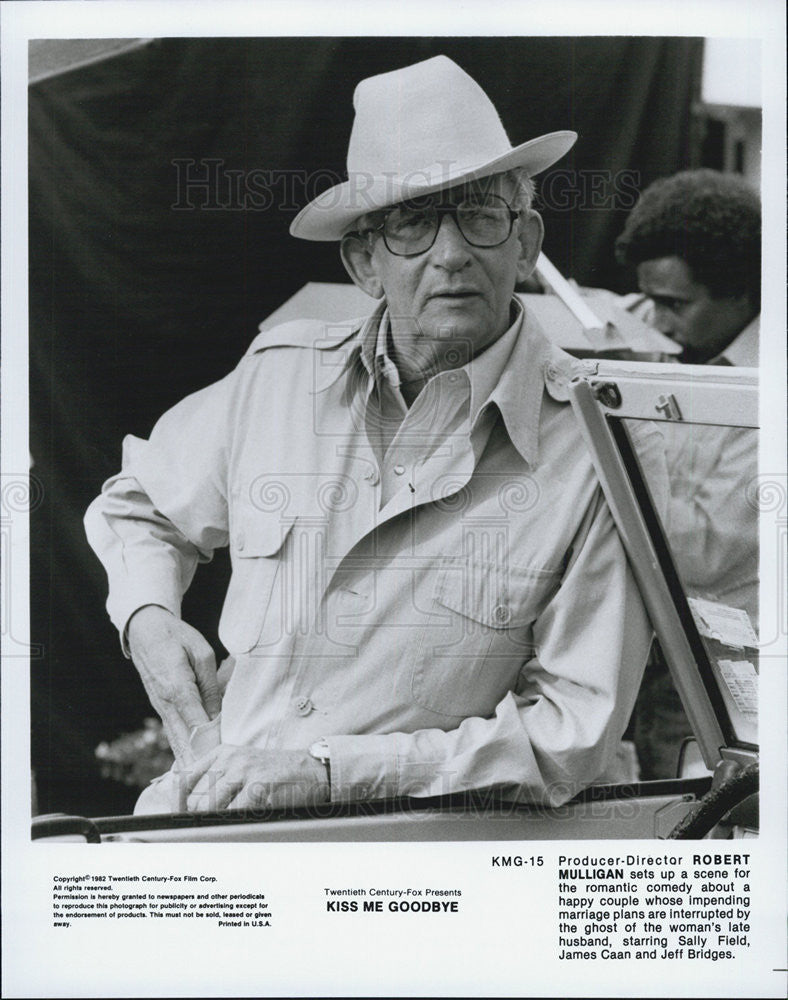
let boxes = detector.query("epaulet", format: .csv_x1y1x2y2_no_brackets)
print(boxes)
542,350,598,402
245,317,364,357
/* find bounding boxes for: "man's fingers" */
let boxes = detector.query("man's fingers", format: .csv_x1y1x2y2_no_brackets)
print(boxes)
127,610,223,767
179,747,221,796
159,715,196,766
189,780,243,813
186,763,244,811
185,634,221,720
179,748,330,814
129,608,220,724
225,784,262,812
170,675,212,731
139,652,209,762
151,665,210,739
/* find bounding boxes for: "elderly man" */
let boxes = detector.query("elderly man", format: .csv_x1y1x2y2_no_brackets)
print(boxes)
86,55,655,814
615,169,760,366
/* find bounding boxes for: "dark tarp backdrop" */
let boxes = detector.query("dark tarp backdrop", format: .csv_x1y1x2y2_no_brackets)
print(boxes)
29,36,702,815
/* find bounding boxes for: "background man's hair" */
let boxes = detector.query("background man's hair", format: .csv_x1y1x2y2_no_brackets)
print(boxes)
615,169,761,310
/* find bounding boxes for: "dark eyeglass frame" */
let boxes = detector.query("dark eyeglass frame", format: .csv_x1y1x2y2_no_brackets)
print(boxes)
356,194,520,257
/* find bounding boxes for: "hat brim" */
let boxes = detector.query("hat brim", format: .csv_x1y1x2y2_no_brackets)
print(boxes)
289,130,577,241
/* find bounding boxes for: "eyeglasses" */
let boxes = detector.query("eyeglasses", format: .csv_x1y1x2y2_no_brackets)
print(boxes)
358,193,519,257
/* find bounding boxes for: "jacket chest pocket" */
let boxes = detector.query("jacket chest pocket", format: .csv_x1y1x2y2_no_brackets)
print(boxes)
410,557,561,718
219,505,296,654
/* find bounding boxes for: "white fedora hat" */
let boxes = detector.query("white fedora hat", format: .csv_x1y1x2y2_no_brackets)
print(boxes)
290,55,576,242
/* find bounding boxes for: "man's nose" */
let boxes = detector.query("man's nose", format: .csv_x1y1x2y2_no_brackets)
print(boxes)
651,302,676,336
430,212,471,268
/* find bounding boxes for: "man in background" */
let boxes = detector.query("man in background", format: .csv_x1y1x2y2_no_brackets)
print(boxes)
616,169,761,778
615,168,760,366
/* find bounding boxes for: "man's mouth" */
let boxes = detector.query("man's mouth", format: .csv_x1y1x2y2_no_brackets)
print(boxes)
429,289,480,300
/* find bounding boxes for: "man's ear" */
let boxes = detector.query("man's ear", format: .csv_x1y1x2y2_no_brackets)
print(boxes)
340,234,384,299
515,210,544,285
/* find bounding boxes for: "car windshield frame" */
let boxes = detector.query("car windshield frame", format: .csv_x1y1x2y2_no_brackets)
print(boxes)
569,360,759,772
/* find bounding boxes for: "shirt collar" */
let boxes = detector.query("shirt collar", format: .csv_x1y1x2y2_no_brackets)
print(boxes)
360,305,402,391
358,299,523,407
710,314,759,367
481,303,556,467
321,295,578,469
464,298,523,421
359,300,389,378
314,300,385,393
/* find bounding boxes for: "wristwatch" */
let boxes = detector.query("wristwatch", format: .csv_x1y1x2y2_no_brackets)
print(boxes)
308,738,331,783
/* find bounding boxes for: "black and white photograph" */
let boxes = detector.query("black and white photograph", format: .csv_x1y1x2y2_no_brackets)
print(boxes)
2,1,786,996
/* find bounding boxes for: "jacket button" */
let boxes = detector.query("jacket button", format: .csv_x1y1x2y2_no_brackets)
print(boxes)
393,464,405,476
364,469,380,486
492,603,511,625
545,362,559,381
295,696,314,716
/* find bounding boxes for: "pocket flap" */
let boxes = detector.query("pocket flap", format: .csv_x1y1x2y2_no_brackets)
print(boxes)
221,509,296,653
230,505,296,558
435,558,560,629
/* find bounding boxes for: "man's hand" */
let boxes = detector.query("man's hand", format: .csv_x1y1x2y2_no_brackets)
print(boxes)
126,605,220,766
180,745,330,812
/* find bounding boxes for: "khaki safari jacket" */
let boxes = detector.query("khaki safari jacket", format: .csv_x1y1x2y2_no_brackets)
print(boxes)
85,303,660,807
